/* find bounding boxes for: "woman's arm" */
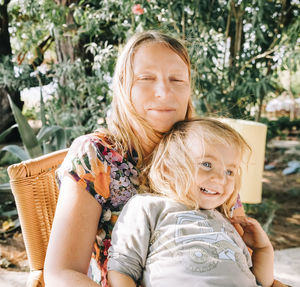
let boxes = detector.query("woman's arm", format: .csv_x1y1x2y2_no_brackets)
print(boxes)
230,216,274,287
44,175,102,286
108,270,136,287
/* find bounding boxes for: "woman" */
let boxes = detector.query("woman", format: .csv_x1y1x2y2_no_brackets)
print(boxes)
44,31,284,287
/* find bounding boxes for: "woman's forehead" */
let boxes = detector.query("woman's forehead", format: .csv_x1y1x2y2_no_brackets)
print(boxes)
132,42,189,71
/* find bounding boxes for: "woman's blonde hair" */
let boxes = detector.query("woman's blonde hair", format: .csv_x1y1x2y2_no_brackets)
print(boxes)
107,30,194,167
146,118,251,218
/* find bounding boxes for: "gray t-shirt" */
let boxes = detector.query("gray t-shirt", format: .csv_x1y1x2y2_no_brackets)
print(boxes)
108,194,259,287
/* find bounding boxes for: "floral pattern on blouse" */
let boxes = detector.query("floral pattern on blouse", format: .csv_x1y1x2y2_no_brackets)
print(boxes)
56,133,139,286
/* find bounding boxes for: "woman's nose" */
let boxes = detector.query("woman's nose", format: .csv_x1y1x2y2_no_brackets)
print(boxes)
155,79,171,98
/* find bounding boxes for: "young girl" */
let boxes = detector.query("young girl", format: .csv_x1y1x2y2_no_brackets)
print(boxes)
107,118,275,287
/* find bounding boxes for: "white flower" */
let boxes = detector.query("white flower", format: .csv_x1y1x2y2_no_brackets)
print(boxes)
96,228,106,244
102,209,112,222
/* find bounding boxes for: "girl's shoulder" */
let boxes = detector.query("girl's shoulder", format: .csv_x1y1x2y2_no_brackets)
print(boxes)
126,193,186,212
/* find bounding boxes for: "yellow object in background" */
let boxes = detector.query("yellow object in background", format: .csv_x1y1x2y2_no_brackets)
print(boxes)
219,119,267,204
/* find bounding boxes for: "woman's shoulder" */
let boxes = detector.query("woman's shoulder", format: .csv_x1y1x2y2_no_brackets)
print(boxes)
66,131,124,165
56,131,121,186
70,131,113,152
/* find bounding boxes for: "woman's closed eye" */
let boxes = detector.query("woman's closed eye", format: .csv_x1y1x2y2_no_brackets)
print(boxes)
169,77,185,83
136,74,155,81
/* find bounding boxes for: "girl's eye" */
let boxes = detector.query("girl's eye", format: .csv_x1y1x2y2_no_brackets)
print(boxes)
201,162,212,169
225,170,234,176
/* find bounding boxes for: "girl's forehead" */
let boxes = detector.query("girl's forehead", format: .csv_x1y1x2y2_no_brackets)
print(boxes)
186,133,241,159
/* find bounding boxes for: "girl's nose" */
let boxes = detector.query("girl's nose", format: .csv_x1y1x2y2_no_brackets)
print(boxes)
211,169,226,184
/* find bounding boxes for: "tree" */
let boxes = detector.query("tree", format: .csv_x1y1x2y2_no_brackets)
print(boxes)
1,0,299,141
0,0,23,134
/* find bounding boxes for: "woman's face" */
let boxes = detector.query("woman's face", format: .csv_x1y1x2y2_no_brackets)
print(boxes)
131,42,191,133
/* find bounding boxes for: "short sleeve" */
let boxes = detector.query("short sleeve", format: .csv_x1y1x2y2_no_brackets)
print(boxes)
233,193,243,209
56,133,112,205
107,195,151,283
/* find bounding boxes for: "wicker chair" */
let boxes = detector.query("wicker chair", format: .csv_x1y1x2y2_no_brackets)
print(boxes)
7,149,68,287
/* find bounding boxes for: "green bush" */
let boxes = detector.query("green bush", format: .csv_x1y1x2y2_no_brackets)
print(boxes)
45,42,116,143
260,117,300,141
2,0,299,140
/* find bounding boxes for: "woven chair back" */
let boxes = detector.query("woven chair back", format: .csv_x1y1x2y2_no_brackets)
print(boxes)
7,149,68,287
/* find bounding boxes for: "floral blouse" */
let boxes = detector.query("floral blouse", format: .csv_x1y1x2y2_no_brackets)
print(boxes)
56,132,243,286
56,132,139,286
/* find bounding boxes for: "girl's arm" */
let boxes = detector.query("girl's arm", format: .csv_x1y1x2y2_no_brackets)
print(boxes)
232,205,247,236
230,216,274,287
108,270,136,287
44,175,102,286
107,195,152,286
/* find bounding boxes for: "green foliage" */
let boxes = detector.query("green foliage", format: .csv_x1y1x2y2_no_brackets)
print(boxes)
0,166,11,194
0,56,38,92
0,167,9,184
1,95,67,159
243,200,278,234
0,124,18,144
44,43,116,142
7,95,42,158
260,116,300,141
2,0,299,139
0,96,67,193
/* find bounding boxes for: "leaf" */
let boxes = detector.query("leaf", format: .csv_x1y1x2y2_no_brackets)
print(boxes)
0,145,30,161
1,209,18,217
40,86,46,126
0,124,18,143
0,182,11,193
7,95,43,158
55,128,67,150
36,125,64,143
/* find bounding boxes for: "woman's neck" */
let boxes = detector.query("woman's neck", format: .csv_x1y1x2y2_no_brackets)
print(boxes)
132,123,163,158
140,134,160,157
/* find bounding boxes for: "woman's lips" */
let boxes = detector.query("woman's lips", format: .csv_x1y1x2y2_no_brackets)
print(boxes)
147,107,176,112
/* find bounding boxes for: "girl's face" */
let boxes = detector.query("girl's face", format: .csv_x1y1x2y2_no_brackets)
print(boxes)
131,42,191,133
189,138,241,210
